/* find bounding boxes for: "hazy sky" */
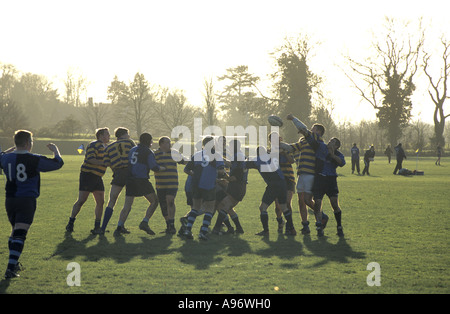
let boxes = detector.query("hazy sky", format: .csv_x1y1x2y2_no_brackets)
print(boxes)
1,0,449,124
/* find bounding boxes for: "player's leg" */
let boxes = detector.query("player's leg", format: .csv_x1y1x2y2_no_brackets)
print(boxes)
91,190,105,234
256,202,270,236
102,184,123,232
199,199,216,240
329,196,344,237
114,195,134,235
139,192,158,235
5,198,35,278
66,190,90,232
165,193,176,234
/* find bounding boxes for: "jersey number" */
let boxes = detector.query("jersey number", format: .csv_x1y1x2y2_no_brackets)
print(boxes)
130,151,138,165
8,163,28,182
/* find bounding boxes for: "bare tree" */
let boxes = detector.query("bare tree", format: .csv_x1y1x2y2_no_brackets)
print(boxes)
64,68,88,107
154,89,199,136
423,36,450,146
344,17,424,147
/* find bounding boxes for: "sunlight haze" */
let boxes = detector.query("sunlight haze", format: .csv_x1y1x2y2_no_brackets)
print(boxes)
1,0,449,124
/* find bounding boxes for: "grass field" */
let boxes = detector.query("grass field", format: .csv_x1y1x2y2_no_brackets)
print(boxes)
0,155,449,294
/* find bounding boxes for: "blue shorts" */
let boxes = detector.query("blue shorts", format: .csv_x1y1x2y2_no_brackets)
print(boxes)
262,180,287,206
313,175,339,200
6,197,37,226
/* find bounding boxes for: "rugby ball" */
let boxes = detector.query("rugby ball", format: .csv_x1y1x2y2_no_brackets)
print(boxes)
268,115,283,127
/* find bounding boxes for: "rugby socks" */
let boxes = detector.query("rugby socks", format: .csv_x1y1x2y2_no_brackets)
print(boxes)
200,212,213,235
334,210,342,227
7,229,27,272
230,213,243,231
94,219,101,230
213,210,228,231
101,206,114,231
186,209,199,231
283,210,294,230
260,211,269,231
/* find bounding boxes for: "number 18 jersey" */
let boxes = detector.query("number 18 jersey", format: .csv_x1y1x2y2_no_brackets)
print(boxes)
0,151,64,198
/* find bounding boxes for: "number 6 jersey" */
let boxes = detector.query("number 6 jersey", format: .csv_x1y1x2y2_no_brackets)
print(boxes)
0,150,64,198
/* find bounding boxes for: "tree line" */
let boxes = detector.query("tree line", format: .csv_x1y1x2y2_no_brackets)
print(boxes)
0,18,448,154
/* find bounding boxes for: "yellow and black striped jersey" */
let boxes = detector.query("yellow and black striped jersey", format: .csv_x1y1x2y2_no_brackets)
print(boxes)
280,151,296,183
154,149,185,190
81,140,107,177
289,133,322,175
104,138,136,170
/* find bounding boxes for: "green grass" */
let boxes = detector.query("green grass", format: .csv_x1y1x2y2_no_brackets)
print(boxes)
0,155,449,294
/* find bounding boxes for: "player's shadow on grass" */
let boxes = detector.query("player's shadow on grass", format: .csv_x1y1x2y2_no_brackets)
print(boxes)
302,235,366,267
177,234,251,270
254,234,305,268
49,232,176,263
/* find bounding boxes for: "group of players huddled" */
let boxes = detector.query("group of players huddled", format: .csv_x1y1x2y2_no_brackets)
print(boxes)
0,114,346,278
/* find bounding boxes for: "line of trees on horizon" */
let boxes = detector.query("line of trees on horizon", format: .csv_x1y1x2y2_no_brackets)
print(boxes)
1,18,449,154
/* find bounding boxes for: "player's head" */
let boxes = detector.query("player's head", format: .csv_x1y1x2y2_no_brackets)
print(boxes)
159,136,171,151
140,133,153,147
311,124,325,137
353,143,357,147
114,127,129,139
202,136,214,147
96,127,110,143
14,130,33,151
328,137,341,150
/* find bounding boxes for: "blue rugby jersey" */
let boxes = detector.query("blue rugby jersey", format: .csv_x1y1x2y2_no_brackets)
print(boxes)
128,144,160,179
246,154,284,184
229,152,248,183
0,151,64,198
184,150,225,191
305,133,346,176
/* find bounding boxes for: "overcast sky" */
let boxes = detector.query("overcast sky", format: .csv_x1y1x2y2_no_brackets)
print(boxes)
1,0,449,124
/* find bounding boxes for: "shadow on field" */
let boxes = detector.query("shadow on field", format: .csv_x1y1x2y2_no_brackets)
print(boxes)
303,236,366,267
254,234,304,268
177,234,251,270
48,232,176,263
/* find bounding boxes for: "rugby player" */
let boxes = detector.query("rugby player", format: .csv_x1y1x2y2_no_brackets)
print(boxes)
114,133,166,236
291,116,346,237
1,130,63,278
181,136,225,240
101,127,136,233
280,116,329,235
212,139,247,235
246,146,296,236
66,128,110,234
154,136,188,234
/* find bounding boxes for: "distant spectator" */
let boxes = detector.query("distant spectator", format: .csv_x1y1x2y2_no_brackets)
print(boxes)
350,143,360,174
436,145,442,166
393,143,407,175
362,145,375,176
384,145,394,164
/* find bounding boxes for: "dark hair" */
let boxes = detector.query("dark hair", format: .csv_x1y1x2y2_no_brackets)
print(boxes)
96,127,109,139
331,137,341,149
313,124,325,136
202,136,214,147
114,127,129,138
140,133,153,146
159,136,170,146
14,130,33,147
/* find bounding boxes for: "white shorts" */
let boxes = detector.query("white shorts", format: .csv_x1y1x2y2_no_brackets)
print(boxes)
296,173,315,194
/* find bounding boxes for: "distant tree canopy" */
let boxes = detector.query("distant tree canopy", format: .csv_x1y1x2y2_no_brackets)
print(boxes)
270,35,322,142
